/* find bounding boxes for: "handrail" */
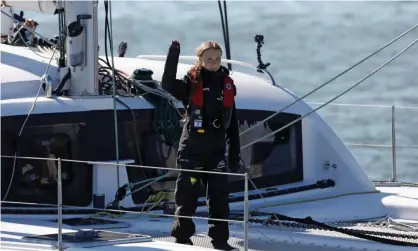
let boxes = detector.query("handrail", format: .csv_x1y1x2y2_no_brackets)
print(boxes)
344,143,418,149
136,54,256,70
0,200,243,224
0,155,249,251
306,103,418,182
306,101,418,110
0,155,246,177
306,102,418,148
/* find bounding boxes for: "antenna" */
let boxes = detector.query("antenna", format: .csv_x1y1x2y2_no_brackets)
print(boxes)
254,34,271,73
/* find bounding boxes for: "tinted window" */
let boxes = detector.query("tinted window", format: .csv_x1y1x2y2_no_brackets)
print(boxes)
228,110,303,192
1,124,92,207
240,119,295,177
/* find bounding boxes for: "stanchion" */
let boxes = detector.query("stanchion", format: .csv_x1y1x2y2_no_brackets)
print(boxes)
244,172,249,251
57,158,63,250
391,105,397,182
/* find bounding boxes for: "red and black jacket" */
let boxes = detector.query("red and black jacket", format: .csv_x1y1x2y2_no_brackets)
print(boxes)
186,68,235,131
161,41,241,171
163,66,241,171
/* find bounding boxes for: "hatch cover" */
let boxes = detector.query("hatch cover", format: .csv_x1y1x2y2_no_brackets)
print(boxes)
23,230,152,248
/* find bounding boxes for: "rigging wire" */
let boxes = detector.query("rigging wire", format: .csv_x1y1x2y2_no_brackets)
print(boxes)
240,37,418,151
238,22,418,138
104,0,121,188
218,0,232,70
108,1,120,188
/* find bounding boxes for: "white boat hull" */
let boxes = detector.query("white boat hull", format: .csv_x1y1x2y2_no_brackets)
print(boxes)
2,185,418,251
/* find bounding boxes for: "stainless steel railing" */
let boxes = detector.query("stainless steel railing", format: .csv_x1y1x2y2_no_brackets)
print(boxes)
0,155,250,251
307,101,418,182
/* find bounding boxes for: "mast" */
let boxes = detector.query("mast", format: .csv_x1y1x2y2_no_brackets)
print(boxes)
64,0,99,96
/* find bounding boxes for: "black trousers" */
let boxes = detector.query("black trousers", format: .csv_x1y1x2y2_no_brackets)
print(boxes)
170,153,230,243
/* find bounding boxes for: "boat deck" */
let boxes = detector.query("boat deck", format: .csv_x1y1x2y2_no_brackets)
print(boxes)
149,218,418,251
3,212,417,251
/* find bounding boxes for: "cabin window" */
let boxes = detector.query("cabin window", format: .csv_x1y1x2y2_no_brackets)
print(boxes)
228,110,303,192
247,120,295,177
1,123,92,207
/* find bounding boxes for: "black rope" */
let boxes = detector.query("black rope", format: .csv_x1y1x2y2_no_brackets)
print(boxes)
228,213,418,247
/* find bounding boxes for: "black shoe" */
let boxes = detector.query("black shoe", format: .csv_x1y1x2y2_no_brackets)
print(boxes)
175,238,193,245
211,241,238,251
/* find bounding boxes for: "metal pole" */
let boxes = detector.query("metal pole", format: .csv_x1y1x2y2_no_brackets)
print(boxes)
244,172,249,251
57,158,63,250
391,105,397,182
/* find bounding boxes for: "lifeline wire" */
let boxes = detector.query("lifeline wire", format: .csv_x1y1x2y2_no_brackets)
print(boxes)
238,22,418,138
240,37,418,151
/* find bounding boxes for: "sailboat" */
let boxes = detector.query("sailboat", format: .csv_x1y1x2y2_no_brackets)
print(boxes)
1,1,418,251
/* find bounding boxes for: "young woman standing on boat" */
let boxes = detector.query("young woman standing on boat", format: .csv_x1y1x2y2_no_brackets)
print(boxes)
161,40,241,251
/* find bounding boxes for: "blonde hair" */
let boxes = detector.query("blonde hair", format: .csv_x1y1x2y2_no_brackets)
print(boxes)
190,41,223,77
